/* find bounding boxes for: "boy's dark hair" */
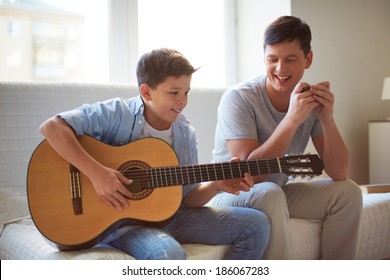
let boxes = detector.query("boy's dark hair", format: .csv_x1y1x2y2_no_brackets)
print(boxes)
136,48,198,88
263,16,312,56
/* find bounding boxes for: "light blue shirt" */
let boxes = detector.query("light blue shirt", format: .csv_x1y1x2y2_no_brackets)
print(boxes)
58,95,200,198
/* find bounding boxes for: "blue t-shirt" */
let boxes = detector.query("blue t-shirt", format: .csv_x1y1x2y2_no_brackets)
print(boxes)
58,95,200,198
212,75,323,186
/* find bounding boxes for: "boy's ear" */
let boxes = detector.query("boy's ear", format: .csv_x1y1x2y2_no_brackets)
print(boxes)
139,84,152,101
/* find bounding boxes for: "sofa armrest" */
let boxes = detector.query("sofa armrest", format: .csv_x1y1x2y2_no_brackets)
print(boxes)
360,184,390,194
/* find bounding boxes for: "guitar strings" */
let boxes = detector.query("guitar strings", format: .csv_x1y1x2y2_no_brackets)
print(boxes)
73,162,285,182
120,162,301,182
72,159,316,187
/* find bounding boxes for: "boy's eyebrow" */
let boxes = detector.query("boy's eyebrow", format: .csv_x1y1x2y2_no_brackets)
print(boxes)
169,87,191,91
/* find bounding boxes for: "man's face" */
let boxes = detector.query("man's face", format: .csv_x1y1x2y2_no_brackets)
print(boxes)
264,39,312,96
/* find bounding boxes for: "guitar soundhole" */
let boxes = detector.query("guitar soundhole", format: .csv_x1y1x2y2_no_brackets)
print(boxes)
118,160,152,201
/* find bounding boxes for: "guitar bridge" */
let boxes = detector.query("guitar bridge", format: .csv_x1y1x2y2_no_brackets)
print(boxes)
70,165,83,215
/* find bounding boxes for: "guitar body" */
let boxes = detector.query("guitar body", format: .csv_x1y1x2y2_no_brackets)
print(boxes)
27,136,182,251
27,135,324,251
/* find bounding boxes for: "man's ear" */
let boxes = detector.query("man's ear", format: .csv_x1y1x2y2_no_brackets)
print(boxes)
305,51,313,69
139,84,152,101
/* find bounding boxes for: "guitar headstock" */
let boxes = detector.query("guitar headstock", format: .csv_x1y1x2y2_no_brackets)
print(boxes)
280,154,324,178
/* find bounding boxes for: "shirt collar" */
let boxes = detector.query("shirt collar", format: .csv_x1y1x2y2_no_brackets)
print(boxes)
133,95,145,115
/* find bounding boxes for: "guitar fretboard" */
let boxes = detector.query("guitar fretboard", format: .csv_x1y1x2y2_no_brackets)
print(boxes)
124,158,283,189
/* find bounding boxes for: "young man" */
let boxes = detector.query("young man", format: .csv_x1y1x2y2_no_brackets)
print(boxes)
39,48,270,260
207,16,362,259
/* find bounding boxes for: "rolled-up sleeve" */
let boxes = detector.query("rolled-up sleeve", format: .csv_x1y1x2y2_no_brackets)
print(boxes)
58,98,134,145
59,103,105,138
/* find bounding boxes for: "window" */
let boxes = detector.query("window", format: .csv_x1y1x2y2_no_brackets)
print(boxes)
0,0,290,86
0,0,109,83
109,0,232,87
137,0,227,87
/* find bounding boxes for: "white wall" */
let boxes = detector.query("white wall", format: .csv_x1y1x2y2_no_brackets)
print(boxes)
236,0,390,184
236,0,291,82
291,0,390,184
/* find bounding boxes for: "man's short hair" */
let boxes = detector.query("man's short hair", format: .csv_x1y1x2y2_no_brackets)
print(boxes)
263,16,312,56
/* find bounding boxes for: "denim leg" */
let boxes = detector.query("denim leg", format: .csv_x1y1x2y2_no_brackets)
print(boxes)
165,206,270,259
107,226,186,260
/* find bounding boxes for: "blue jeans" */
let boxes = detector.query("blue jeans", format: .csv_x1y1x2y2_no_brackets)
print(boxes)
107,206,270,260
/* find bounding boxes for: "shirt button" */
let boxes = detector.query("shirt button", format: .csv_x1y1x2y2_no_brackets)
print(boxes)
138,120,143,125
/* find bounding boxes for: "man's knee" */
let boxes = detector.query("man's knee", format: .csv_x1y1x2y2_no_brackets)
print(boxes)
251,181,284,199
337,179,363,209
249,183,287,214
316,178,363,210
328,179,362,201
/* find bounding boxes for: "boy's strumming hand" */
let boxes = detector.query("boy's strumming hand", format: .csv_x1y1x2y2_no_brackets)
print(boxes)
89,166,133,211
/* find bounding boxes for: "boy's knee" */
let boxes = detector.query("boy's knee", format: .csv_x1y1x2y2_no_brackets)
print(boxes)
231,207,270,230
249,208,270,227
249,210,271,248
237,208,270,242
161,248,187,260
152,234,187,260
255,211,271,235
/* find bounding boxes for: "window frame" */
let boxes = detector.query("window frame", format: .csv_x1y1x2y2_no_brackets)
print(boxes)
108,0,237,86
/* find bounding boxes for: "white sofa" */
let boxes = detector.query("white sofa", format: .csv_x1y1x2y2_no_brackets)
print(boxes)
1,81,389,260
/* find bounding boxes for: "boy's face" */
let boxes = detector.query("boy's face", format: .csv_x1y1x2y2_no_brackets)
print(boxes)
264,39,312,96
141,75,191,130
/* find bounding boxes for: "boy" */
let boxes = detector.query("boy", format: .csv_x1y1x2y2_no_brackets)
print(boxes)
207,16,362,259
39,48,270,259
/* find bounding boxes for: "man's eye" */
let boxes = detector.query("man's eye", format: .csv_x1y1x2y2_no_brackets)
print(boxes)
267,58,278,63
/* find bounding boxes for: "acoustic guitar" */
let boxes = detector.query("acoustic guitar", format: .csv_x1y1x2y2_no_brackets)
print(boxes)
27,135,324,251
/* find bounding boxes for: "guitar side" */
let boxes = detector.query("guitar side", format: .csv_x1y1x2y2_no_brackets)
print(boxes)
27,136,182,251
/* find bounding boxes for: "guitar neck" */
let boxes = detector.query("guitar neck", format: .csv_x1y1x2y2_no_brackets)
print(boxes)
126,158,283,189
